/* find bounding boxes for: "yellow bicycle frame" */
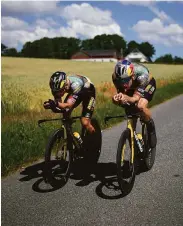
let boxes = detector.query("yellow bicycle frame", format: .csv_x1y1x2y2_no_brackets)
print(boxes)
127,118,135,164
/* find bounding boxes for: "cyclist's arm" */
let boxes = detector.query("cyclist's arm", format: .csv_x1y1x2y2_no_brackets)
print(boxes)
57,101,74,109
133,73,150,99
121,93,140,104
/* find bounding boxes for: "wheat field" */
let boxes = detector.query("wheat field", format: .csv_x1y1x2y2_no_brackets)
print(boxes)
2,57,183,115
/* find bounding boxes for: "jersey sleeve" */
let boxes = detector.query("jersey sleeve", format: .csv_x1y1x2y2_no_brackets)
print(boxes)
134,74,150,97
72,82,83,95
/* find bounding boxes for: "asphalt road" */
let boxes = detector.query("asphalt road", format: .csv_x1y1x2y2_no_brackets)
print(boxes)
2,95,183,226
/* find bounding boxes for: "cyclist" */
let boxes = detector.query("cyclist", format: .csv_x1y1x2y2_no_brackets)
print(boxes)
112,59,157,148
43,71,96,133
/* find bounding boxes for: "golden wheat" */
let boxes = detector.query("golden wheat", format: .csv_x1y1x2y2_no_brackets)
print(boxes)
2,57,183,115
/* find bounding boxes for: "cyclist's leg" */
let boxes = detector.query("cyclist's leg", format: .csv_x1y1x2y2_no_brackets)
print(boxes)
81,86,96,133
137,78,157,148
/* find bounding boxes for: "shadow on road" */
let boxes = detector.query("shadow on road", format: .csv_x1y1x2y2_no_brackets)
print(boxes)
19,160,146,198
19,161,122,198
19,161,68,193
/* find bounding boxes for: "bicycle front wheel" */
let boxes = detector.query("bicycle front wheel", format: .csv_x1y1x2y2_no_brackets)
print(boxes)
116,128,136,196
44,128,72,186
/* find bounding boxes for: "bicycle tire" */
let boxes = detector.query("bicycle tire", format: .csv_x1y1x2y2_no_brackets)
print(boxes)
44,128,72,185
116,128,136,195
142,124,156,171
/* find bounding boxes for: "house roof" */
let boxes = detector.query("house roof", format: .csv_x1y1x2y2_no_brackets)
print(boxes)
125,48,148,60
81,49,116,57
130,48,141,53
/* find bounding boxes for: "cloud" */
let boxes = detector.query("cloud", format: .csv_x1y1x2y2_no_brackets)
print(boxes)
132,18,183,46
67,20,122,39
1,1,59,16
61,3,123,38
35,18,59,29
62,3,114,26
1,16,29,31
1,16,77,48
120,0,172,23
1,3,123,48
120,0,154,7
148,5,173,23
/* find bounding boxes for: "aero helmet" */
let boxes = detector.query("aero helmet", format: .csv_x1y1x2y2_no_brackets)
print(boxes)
49,71,67,93
114,60,134,83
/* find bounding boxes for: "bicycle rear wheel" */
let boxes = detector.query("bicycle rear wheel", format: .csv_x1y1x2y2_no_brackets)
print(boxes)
116,128,136,196
82,118,102,164
44,128,72,186
142,123,156,171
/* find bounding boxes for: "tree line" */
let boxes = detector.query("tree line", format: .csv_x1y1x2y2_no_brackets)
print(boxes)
154,54,183,64
1,34,183,64
1,34,154,60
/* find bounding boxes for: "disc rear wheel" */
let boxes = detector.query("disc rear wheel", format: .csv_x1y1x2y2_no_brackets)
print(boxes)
82,118,102,164
142,124,156,171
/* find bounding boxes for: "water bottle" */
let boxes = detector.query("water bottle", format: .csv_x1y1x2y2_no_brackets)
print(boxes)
137,133,144,146
73,132,83,147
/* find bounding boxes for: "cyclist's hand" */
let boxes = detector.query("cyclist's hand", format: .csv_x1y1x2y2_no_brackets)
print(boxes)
43,99,57,110
113,93,130,106
43,100,51,109
120,94,130,106
113,93,123,101
48,99,57,109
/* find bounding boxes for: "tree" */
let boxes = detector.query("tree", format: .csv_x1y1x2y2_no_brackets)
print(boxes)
81,34,127,57
21,42,35,57
1,43,8,54
174,56,183,64
3,48,18,57
21,37,81,59
126,41,139,55
139,42,155,60
109,34,127,55
155,54,174,64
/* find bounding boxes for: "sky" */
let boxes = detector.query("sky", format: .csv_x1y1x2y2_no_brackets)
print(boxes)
1,0,183,59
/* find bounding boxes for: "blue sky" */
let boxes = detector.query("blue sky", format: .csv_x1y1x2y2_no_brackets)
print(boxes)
1,1,183,59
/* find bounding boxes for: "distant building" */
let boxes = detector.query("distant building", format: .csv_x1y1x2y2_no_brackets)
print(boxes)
71,49,119,62
125,48,149,63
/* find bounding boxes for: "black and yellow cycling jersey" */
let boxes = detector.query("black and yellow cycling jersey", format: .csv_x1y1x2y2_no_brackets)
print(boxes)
64,75,96,119
113,62,156,102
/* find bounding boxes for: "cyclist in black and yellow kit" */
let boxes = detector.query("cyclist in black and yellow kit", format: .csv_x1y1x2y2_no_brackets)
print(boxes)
44,71,96,133
112,59,157,148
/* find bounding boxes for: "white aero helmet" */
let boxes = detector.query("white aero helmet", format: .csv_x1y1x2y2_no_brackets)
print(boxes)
114,59,134,83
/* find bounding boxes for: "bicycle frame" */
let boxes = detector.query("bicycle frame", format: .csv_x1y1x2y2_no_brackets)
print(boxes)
38,115,82,152
105,114,144,164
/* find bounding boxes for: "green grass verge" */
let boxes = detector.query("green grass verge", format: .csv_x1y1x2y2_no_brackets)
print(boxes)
2,82,183,177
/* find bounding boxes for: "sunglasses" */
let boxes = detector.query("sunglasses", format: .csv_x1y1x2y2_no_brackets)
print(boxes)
121,77,131,84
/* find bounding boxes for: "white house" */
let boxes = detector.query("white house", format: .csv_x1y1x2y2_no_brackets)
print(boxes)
125,48,149,63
